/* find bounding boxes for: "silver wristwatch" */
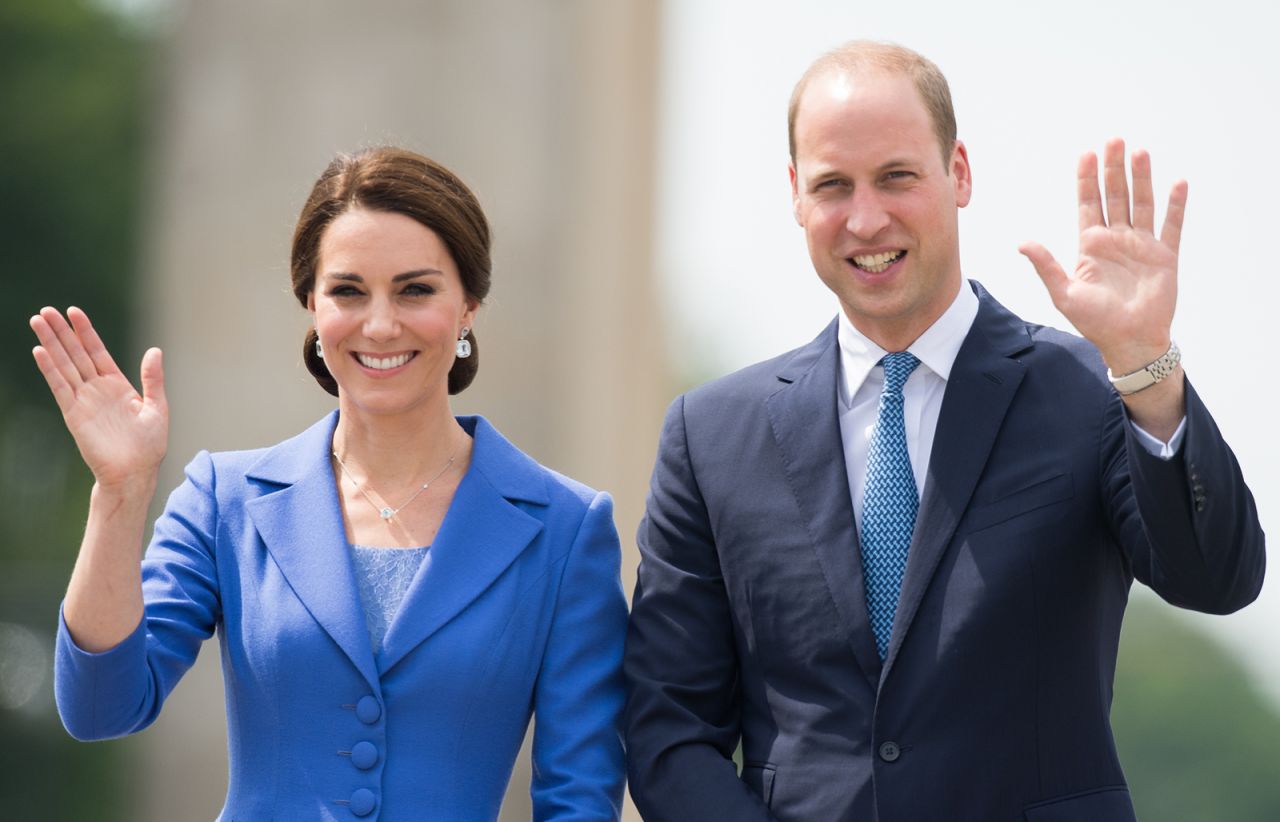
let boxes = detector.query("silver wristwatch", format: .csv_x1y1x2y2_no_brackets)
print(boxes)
1107,341,1181,396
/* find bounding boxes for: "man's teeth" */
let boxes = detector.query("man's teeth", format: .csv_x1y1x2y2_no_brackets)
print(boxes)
357,353,412,370
851,251,905,273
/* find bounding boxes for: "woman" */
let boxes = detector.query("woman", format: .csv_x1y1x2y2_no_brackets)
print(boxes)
31,147,628,820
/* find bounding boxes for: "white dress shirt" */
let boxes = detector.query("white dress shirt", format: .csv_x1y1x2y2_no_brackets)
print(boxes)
836,282,1185,529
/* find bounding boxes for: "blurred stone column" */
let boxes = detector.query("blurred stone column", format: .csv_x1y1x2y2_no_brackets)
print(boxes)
137,0,665,819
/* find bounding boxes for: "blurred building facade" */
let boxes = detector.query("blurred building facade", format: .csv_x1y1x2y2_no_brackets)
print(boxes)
137,1,665,818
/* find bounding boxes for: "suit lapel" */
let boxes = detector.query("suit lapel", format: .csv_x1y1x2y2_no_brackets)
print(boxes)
378,416,547,674
767,320,882,685
244,412,381,690
882,283,1033,677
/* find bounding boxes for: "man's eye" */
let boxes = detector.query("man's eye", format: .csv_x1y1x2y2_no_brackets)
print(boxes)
885,171,914,182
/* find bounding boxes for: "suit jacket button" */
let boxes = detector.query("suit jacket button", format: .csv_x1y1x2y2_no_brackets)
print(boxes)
351,741,379,770
355,696,382,725
350,788,377,817
878,741,901,762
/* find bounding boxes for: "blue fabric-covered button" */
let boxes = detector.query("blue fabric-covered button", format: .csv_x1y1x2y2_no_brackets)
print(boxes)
350,788,377,817
355,696,381,724
351,741,379,770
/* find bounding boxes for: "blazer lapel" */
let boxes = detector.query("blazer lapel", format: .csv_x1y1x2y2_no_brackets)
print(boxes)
767,320,882,686
244,412,381,690
882,283,1033,677
377,416,547,674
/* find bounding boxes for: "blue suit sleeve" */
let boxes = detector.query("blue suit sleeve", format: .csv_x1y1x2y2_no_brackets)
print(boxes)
530,491,628,821
624,396,776,822
1105,379,1265,613
54,451,222,740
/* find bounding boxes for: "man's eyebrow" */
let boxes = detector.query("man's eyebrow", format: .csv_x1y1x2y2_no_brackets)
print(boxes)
807,169,847,186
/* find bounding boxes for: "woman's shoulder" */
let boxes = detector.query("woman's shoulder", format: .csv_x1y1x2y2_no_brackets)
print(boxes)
179,412,338,491
463,415,607,511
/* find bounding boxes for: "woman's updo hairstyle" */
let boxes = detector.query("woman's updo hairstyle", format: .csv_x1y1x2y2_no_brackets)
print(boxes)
291,147,492,396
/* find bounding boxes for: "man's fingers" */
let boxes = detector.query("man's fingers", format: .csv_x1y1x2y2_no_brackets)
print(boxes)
139,347,167,412
1103,138,1130,228
1130,149,1155,234
68,306,123,378
1077,152,1104,232
1160,179,1189,255
1019,242,1069,308
31,346,75,414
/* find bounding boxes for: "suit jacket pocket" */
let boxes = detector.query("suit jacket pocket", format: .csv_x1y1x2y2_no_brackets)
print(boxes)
740,763,775,807
962,471,1074,535
1023,785,1135,821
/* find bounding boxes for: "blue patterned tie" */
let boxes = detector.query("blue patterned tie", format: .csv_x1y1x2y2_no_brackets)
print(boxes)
860,352,920,660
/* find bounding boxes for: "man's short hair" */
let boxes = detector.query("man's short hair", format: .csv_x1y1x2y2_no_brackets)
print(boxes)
788,41,958,168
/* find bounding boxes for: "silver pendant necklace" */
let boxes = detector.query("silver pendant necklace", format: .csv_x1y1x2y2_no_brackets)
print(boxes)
332,444,459,521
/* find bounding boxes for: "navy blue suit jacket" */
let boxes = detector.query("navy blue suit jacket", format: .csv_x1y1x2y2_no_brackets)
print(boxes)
624,283,1264,821
56,413,628,821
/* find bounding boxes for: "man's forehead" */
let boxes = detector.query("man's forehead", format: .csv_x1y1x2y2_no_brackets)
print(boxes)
793,72,934,167
799,66,918,117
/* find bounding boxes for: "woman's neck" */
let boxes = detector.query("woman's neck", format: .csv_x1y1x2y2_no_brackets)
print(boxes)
331,400,469,487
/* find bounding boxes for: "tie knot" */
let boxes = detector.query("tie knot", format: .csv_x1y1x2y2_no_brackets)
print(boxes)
880,352,919,394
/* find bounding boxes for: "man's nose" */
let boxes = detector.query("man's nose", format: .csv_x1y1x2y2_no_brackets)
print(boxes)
845,190,891,239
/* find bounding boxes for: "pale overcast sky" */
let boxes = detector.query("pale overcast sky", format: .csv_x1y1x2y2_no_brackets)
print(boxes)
656,0,1280,703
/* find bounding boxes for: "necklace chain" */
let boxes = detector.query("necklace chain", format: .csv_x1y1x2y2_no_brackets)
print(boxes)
332,444,458,521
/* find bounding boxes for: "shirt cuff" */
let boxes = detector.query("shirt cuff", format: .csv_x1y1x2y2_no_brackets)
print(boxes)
1130,416,1187,460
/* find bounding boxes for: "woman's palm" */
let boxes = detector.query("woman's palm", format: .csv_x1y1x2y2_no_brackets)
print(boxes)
30,307,168,487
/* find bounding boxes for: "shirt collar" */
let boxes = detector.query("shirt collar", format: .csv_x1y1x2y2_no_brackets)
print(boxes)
836,279,980,408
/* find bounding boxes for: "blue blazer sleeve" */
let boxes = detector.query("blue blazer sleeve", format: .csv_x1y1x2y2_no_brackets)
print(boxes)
1107,379,1265,613
624,396,777,822
531,491,629,821
54,451,221,741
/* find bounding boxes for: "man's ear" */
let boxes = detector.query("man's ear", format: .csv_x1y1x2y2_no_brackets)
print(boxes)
789,162,804,225
951,140,973,208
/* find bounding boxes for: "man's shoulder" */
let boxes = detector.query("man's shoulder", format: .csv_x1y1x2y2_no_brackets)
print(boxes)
682,320,837,409
970,282,1106,378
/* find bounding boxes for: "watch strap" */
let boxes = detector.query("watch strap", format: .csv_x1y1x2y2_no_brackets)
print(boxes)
1107,340,1181,396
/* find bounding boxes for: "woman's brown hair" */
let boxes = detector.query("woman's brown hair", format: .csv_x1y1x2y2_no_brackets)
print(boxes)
291,147,492,396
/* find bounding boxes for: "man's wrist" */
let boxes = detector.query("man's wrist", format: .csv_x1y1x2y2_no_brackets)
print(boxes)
1108,340,1181,396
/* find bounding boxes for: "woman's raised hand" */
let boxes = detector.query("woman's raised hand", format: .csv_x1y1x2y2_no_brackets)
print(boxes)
30,307,168,490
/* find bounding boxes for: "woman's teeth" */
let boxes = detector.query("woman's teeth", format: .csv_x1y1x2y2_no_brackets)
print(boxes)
357,353,412,370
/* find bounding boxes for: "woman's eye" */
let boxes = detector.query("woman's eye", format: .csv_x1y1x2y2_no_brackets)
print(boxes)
403,283,435,296
328,284,362,297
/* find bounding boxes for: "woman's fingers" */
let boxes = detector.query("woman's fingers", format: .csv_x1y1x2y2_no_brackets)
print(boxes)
68,306,124,379
31,345,76,414
139,347,167,413
30,310,85,390
43,306,99,381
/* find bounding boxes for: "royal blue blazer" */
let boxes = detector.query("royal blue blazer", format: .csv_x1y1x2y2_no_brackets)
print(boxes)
56,413,628,821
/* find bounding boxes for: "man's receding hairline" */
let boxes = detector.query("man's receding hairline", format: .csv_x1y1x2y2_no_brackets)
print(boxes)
787,41,957,169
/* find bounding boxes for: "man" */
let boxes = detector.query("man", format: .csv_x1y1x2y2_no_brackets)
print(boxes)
624,41,1264,821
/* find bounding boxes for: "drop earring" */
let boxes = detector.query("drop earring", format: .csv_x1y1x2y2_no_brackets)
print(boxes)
455,327,472,359
315,338,324,359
